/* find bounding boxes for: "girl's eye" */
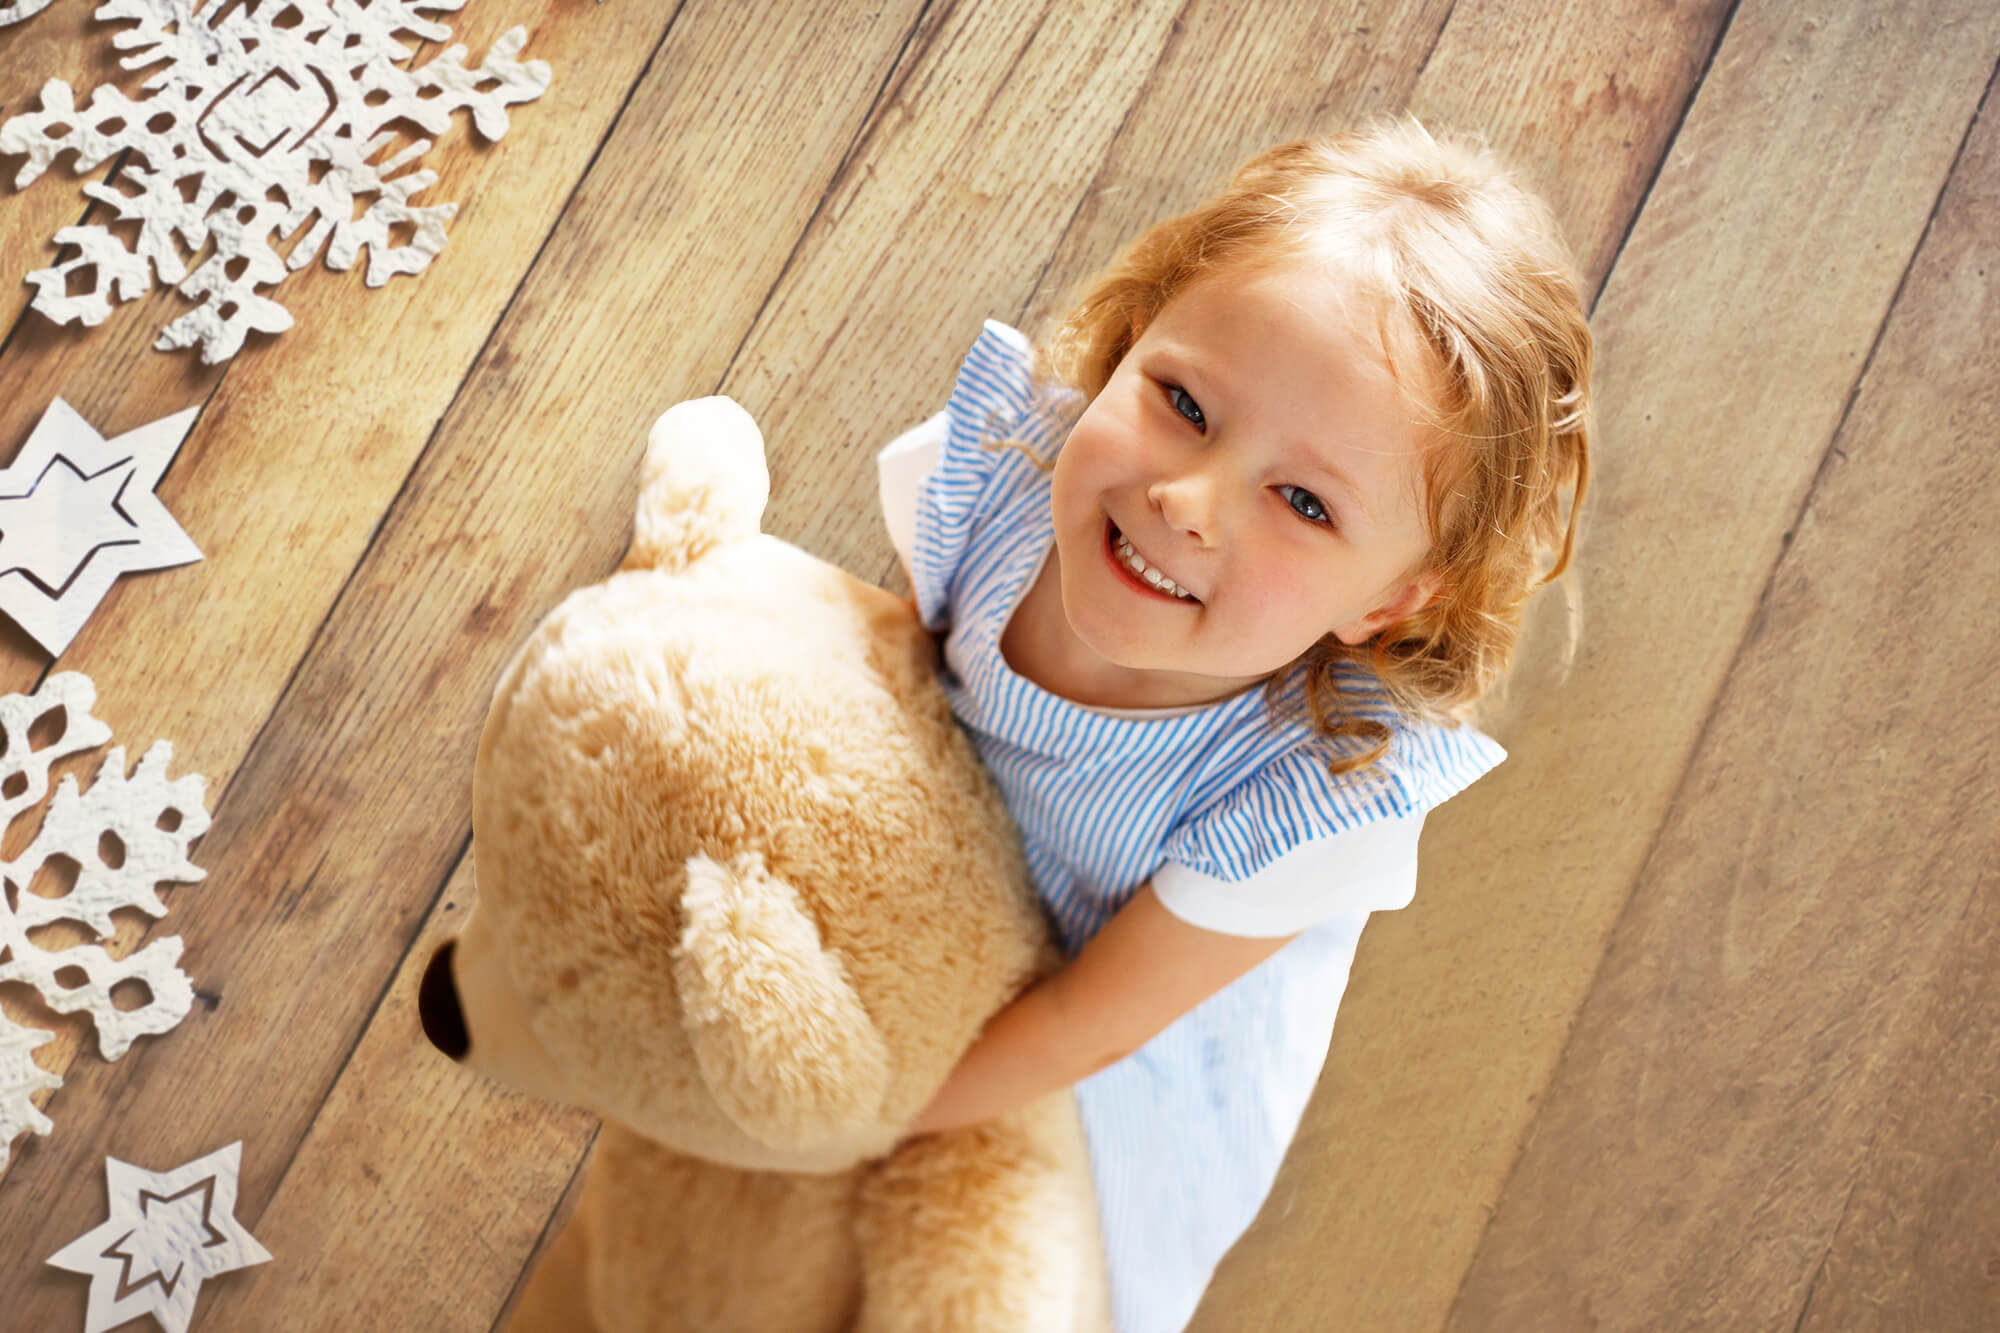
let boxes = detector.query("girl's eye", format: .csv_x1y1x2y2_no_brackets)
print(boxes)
1164,383,1206,431
1278,484,1333,527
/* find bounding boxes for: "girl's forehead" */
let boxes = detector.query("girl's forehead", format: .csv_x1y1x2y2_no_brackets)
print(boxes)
1151,262,1425,396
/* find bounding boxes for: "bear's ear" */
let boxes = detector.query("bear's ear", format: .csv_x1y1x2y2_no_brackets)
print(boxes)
672,851,890,1150
623,397,770,574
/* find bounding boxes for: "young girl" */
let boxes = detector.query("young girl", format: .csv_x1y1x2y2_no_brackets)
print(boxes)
875,119,1591,1332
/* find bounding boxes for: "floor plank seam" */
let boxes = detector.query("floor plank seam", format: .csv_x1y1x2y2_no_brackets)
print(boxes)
1018,0,1190,326
489,1129,601,1333
245,825,477,1229
965,0,1051,141
1782,56,1996,525
1789,869,1994,1331
1586,0,1742,314
1789,1271,1820,1333
416,1,692,448
1748,66,1992,650
1788,1141,1873,1333
711,0,942,393
1412,0,1459,95
1787,1194,1842,1333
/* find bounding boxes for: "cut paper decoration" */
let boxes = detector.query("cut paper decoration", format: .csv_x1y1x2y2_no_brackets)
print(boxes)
49,1141,272,1333
0,398,202,658
0,0,56,27
0,672,212,1175
0,1024,61,1141
0,0,553,363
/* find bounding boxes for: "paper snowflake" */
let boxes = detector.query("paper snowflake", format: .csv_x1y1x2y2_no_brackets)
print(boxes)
0,0,552,363
0,0,56,28
48,1141,271,1333
0,673,212,1175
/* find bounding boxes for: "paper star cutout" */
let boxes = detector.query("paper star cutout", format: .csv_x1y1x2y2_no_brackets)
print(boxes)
0,398,201,657
49,1141,271,1333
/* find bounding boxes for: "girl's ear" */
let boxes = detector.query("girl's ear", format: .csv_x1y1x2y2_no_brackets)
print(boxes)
1331,569,1443,646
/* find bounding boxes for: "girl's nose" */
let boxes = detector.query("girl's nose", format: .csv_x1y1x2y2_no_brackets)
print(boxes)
1148,470,1220,547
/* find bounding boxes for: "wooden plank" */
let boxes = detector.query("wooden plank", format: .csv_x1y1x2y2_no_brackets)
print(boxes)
194,859,597,1332
0,1,941,1326
1451,77,2000,1327
0,0,678,1302
1799,888,2000,1331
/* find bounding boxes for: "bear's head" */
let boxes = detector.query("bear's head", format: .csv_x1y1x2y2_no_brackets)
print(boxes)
420,398,1049,1171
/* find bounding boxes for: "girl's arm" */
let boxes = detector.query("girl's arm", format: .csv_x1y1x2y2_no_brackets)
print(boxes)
907,883,1295,1136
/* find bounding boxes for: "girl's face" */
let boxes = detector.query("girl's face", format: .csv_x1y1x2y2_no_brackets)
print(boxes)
1044,261,1442,708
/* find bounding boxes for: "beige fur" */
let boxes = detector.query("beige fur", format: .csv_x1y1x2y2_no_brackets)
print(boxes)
440,398,1110,1331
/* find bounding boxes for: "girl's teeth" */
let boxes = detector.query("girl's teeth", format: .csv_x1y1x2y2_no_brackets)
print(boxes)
1113,530,1193,600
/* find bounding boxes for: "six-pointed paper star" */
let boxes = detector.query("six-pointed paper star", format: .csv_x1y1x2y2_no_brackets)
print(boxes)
49,1141,272,1333
0,398,202,657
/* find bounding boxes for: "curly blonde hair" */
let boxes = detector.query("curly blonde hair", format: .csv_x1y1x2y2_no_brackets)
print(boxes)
1040,118,1592,773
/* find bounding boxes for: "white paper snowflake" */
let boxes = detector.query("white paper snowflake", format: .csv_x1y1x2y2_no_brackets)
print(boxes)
0,672,211,1175
0,0,552,363
0,0,56,29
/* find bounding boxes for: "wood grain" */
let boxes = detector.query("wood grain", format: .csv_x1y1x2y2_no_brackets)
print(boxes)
1451,74,2000,1328
1799,882,2000,1332
0,0,673,1200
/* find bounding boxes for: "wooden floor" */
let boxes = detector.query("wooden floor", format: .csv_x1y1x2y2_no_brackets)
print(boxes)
0,2,1993,1329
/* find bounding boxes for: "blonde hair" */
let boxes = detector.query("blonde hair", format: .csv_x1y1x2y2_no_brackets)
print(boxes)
1040,118,1592,774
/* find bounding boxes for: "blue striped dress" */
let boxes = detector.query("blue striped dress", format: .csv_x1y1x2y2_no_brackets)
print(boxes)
876,322,1505,1332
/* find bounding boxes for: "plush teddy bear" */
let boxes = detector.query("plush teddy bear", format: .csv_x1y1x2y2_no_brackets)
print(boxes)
417,397,1109,1333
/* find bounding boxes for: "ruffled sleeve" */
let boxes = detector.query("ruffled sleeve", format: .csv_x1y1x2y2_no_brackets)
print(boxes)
872,321,1076,631
1153,718,1505,936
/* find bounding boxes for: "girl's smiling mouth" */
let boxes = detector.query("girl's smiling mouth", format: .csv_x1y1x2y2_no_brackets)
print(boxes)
1105,519,1200,603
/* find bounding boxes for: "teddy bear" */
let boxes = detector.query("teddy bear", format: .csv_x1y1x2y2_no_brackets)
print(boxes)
417,395,1110,1333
